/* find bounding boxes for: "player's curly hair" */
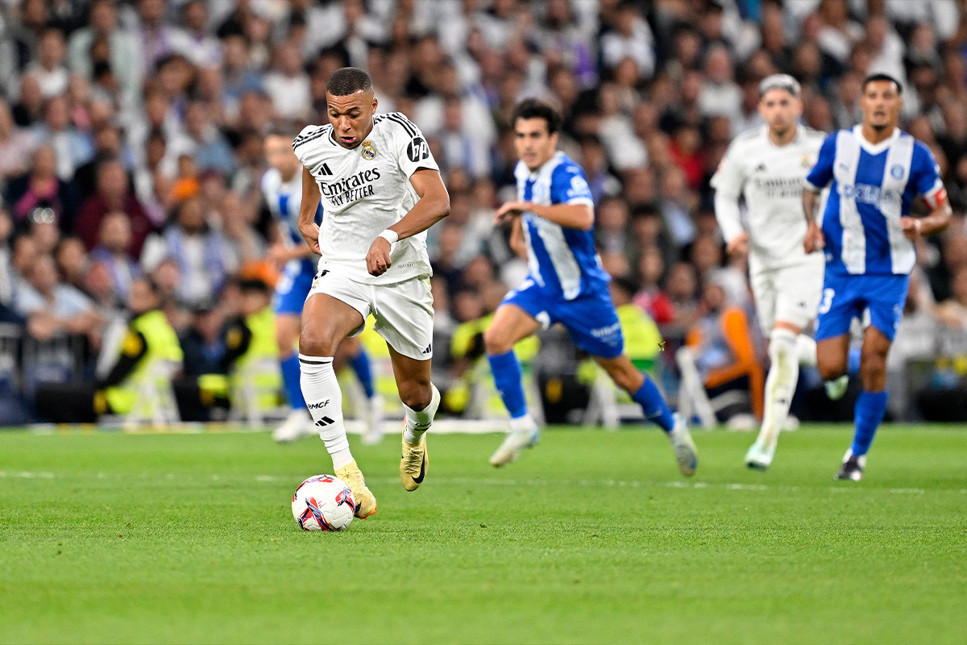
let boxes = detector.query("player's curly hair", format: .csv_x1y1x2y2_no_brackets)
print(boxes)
512,98,562,134
326,67,373,96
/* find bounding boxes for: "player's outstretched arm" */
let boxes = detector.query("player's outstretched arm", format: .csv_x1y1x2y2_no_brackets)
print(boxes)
495,201,593,230
366,167,450,276
297,166,323,254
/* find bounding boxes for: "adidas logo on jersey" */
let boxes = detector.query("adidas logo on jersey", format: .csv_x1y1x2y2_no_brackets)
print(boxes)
318,162,333,175
754,163,767,173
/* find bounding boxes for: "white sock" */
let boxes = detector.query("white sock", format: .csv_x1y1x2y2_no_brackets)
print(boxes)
299,354,353,469
403,383,440,444
759,329,799,448
508,414,538,434
796,334,817,367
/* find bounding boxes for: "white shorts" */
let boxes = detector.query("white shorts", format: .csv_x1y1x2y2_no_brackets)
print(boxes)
749,254,824,333
308,270,434,361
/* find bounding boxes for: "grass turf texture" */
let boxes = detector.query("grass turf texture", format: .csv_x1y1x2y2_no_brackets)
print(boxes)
1,424,965,645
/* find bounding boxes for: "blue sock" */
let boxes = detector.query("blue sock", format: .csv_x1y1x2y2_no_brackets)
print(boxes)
349,350,375,398
487,350,528,419
848,348,862,374
632,376,675,432
280,353,306,410
851,389,888,456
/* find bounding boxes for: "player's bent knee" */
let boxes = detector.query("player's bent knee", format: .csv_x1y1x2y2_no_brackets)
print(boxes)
299,328,338,358
816,357,846,381
397,381,432,411
483,328,512,356
276,330,298,356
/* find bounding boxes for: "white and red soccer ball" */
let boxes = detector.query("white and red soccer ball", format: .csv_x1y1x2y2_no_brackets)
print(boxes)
291,474,356,531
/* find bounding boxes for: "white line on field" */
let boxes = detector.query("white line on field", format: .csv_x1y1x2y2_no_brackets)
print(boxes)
0,471,952,496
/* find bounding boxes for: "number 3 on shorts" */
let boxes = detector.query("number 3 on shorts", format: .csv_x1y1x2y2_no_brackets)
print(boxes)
818,288,835,315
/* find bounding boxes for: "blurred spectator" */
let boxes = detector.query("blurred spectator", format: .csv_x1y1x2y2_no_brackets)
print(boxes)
262,40,312,122
10,74,46,128
73,157,155,256
24,27,70,100
434,96,493,179
697,44,742,129
0,98,38,183
89,210,142,305
8,234,38,299
662,260,701,345
595,195,636,263
67,0,144,108
53,236,90,293
685,274,764,422
599,1,655,80
73,122,133,202
174,101,236,176
657,165,698,247
633,245,676,326
3,144,80,235
34,94,95,182
26,207,63,256
136,0,193,77
140,196,239,309
812,0,864,67
181,0,223,68
14,253,102,345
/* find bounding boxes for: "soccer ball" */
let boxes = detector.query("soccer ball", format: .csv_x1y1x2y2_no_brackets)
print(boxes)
291,474,356,531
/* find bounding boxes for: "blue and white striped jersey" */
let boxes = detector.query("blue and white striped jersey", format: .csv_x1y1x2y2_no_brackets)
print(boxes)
805,125,945,276
514,151,608,300
260,167,321,273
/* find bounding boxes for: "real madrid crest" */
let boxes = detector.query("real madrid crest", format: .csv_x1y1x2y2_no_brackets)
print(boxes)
361,140,376,160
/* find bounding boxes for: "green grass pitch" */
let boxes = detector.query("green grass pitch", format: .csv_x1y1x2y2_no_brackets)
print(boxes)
1,424,965,645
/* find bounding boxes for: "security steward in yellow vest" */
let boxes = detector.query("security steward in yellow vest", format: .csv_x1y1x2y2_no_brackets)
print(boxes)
219,278,284,412
34,277,184,423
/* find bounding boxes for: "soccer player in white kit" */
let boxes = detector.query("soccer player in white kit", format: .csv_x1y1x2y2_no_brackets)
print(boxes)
711,74,826,470
261,127,383,445
291,68,450,518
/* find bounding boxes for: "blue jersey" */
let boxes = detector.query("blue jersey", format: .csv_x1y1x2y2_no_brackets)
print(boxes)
260,167,322,276
805,125,944,276
515,151,608,300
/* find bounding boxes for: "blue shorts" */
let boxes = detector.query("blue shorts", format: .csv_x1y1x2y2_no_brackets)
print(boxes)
815,272,909,342
502,278,624,358
274,260,315,316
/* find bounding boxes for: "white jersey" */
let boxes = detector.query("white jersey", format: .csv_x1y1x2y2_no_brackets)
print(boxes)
711,124,825,270
292,112,440,285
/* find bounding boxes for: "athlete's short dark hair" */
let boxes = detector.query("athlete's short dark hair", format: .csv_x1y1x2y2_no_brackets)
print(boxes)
512,98,562,135
326,67,373,96
862,72,903,95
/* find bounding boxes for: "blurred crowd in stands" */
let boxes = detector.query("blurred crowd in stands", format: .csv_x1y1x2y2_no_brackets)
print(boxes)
2,0,967,425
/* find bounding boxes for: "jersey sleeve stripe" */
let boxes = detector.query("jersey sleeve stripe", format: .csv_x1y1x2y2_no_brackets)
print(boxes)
291,125,323,146
292,126,331,151
386,112,418,137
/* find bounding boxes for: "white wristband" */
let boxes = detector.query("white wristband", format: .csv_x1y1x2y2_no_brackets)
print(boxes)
378,229,399,245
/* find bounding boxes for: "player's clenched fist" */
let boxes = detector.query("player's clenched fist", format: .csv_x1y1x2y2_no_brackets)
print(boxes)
366,236,392,276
